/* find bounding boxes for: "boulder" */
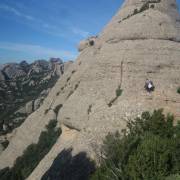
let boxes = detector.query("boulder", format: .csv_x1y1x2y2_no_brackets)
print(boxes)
25,101,34,115
78,36,97,52
2,63,26,79
34,98,43,111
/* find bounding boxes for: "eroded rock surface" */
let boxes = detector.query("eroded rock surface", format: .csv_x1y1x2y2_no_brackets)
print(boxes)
0,0,180,179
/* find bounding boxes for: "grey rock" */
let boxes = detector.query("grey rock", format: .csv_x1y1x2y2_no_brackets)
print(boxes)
2,124,8,132
0,71,5,81
26,101,34,115
2,63,26,79
34,98,43,111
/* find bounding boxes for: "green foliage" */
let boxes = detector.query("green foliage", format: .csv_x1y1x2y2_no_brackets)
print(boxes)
67,90,74,99
177,87,180,94
72,70,76,74
166,174,180,180
0,120,61,180
150,4,155,8
108,86,123,107
139,2,149,12
1,140,9,149
119,0,161,23
116,86,123,97
46,119,59,130
54,104,63,116
133,9,138,15
44,109,49,115
56,91,60,96
91,109,180,180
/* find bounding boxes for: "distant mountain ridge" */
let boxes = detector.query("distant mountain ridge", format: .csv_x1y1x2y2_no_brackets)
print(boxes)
0,58,72,152
0,58,64,80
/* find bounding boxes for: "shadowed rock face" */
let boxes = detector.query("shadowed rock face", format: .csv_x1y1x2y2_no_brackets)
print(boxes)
0,0,180,179
41,149,95,180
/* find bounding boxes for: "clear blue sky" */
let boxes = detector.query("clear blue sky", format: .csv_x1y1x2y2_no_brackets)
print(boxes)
0,0,179,63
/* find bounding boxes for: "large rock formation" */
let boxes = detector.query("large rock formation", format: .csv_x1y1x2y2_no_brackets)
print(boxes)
0,0,180,179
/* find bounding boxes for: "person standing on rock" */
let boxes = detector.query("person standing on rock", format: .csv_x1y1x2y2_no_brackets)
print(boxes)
145,79,155,92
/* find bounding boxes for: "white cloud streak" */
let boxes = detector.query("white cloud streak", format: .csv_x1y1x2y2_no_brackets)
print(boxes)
0,4,90,39
0,4,35,21
0,42,77,60
71,27,90,38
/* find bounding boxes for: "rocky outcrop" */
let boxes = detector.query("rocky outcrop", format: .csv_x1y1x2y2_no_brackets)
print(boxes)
100,0,180,42
0,0,180,179
2,63,26,79
78,36,98,52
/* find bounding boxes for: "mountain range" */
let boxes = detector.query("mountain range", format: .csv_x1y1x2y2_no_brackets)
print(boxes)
0,58,72,152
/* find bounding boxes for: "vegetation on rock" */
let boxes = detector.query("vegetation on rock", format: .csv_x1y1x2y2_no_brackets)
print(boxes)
0,119,61,180
166,174,180,180
177,87,180,94
54,104,63,116
108,86,123,107
91,109,180,180
119,0,161,23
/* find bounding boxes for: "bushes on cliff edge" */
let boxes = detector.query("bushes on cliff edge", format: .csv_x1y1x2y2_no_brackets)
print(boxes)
91,109,180,180
0,119,61,180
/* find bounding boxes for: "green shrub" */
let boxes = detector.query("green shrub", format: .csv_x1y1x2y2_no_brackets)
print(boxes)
166,174,180,180
177,87,180,94
67,77,71,82
0,120,61,180
44,109,49,114
116,86,123,97
54,104,63,115
91,109,180,180
56,91,60,96
1,140,9,149
67,90,74,99
46,119,58,130
88,105,92,115
133,8,138,14
72,70,76,74
108,86,123,107
150,4,155,8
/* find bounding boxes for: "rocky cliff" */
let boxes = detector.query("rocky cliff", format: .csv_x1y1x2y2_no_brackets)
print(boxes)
0,0,180,179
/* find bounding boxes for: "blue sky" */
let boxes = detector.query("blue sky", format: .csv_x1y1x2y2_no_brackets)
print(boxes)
0,0,179,63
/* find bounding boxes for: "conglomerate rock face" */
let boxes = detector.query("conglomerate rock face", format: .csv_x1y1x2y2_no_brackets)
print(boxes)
0,0,180,179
